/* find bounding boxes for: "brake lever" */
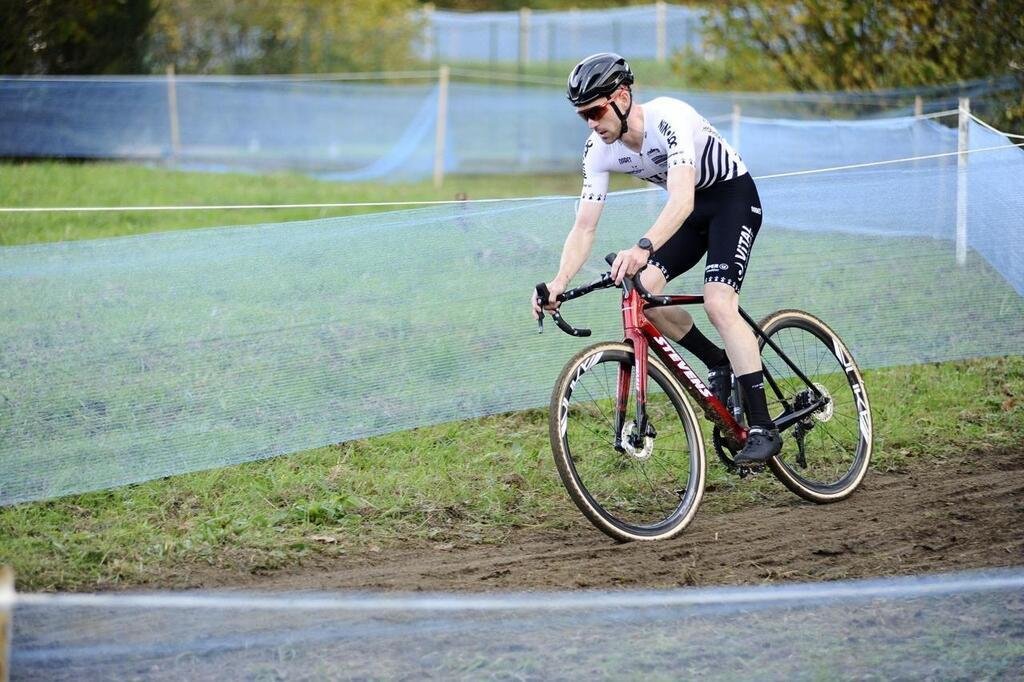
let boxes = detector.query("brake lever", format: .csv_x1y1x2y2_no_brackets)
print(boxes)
535,282,550,333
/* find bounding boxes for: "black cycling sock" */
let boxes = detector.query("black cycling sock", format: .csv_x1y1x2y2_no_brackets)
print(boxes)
737,371,773,428
678,326,728,369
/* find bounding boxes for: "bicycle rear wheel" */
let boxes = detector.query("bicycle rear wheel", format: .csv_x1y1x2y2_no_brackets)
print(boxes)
757,310,873,502
549,342,706,542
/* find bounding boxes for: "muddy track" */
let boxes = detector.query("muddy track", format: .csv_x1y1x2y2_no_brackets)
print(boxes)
173,446,1024,592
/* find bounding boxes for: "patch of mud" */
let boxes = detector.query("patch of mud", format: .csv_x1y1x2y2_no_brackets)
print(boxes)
161,447,1024,592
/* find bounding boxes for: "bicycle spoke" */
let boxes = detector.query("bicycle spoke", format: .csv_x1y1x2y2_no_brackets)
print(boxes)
759,316,870,496
556,349,698,531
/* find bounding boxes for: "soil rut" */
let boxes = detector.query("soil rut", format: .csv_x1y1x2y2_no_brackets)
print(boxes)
167,447,1024,592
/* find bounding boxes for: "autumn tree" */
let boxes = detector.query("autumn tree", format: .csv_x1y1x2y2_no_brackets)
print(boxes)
692,0,1023,127
148,0,423,74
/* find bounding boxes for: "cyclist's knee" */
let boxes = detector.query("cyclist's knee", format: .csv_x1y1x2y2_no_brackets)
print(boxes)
703,283,738,325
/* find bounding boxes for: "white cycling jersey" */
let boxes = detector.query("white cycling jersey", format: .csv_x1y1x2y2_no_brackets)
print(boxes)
580,96,748,202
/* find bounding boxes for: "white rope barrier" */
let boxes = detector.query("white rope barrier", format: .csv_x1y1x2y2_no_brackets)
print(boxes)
0,196,569,214
755,142,1024,181
968,111,1024,139
1,123,1020,214
915,108,960,120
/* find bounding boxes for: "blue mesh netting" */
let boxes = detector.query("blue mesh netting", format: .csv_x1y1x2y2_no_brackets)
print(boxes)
0,76,1014,179
11,570,1024,680
0,119,1021,504
422,4,704,63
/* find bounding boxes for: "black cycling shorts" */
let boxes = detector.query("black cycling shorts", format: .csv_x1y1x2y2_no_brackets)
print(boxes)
648,172,763,293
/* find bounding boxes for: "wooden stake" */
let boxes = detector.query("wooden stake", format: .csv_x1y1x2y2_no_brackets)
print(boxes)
0,565,13,682
519,7,531,69
956,97,970,266
166,64,181,162
433,65,450,189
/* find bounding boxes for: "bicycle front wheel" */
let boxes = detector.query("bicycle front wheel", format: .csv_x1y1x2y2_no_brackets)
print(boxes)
549,342,706,542
758,310,873,503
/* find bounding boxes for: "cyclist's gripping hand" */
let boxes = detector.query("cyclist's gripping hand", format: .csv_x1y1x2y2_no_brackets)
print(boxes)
611,246,649,285
531,279,566,320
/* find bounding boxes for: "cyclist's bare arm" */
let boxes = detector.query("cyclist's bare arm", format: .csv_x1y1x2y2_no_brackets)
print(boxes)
645,165,696,248
610,165,696,283
556,200,604,286
531,200,604,319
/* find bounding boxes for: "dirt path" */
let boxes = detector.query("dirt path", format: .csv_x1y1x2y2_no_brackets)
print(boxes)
175,446,1024,592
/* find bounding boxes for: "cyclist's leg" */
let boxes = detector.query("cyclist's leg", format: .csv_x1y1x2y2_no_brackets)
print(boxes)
700,174,779,462
701,173,763,375
645,212,727,369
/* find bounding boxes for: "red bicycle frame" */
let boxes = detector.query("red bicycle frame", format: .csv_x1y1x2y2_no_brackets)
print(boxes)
537,259,829,453
615,285,748,452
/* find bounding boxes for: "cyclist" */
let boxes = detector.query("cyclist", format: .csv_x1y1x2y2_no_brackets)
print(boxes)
531,52,781,466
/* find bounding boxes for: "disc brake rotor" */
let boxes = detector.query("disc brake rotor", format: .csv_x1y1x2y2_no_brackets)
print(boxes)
811,382,834,422
620,421,654,461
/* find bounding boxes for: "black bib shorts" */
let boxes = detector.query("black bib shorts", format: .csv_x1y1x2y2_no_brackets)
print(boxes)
648,172,763,293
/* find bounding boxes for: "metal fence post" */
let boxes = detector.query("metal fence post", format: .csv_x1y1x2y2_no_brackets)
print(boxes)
656,1,668,63
956,97,970,266
0,566,12,682
433,65,450,189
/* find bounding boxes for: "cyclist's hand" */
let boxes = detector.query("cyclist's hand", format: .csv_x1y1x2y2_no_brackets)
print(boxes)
611,246,649,285
532,280,566,320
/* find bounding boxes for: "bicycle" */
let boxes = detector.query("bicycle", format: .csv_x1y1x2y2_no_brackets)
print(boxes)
535,254,873,542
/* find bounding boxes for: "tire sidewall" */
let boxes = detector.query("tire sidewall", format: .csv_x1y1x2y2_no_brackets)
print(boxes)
548,341,706,541
758,310,873,503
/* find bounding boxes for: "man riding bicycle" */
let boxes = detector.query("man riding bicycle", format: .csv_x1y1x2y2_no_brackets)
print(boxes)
531,52,781,466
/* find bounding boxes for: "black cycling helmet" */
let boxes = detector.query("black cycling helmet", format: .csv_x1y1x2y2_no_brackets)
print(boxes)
566,52,634,107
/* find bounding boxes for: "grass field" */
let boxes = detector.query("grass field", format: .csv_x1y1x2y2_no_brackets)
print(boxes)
0,161,646,245
0,356,1020,592
0,161,1021,591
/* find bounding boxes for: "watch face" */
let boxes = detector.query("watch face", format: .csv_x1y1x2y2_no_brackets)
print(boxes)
638,238,653,251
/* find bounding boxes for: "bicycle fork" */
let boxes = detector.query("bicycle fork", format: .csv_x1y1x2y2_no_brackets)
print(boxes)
612,343,653,453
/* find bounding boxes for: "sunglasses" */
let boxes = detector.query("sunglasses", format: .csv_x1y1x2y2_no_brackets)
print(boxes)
577,102,611,122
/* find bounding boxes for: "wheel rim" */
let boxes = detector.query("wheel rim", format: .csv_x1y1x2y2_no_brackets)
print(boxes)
759,322,870,493
560,351,700,533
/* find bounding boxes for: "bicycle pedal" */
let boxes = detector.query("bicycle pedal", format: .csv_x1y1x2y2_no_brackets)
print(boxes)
736,461,766,477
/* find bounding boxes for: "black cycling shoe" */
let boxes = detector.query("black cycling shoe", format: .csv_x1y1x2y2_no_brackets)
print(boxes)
735,426,782,466
707,363,732,405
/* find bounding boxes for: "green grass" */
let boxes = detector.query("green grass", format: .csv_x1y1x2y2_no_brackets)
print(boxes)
0,160,645,245
0,161,1021,591
0,355,1020,592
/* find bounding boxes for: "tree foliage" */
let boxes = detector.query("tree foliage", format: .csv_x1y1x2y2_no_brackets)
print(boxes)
148,0,423,74
420,0,661,10
699,0,1022,91
0,0,155,74
692,0,1024,129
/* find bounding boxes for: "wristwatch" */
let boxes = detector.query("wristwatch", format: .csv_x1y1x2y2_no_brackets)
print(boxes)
637,237,655,258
